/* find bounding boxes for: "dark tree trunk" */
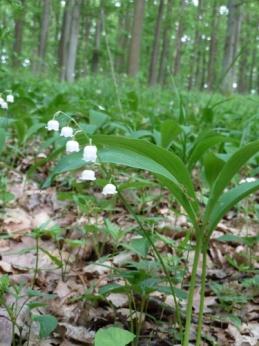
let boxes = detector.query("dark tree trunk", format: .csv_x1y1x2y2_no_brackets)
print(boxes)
148,0,164,86
37,0,51,73
128,0,145,77
158,0,173,85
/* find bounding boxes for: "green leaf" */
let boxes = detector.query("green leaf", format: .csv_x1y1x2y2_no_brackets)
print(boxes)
95,327,135,346
42,152,84,188
23,123,45,143
90,109,109,127
39,247,63,268
124,237,150,257
93,135,199,224
205,140,259,224
0,128,6,153
93,135,197,200
207,180,259,235
187,132,233,169
160,119,181,149
32,314,57,338
203,152,225,186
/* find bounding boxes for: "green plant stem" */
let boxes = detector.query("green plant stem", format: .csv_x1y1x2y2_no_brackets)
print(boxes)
32,235,39,288
118,189,183,336
195,247,207,346
99,164,183,337
183,235,202,346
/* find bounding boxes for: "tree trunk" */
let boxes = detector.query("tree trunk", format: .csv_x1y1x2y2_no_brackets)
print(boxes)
188,0,203,90
237,14,250,93
173,0,185,76
221,0,242,93
116,2,132,73
59,1,72,81
37,0,51,73
13,0,26,67
66,0,81,82
158,0,173,85
148,0,164,86
128,0,145,77
91,3,103,74
59,0,81,82
207,0,219,90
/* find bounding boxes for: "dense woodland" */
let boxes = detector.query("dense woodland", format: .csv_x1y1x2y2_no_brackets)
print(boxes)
0,1,259,346
0,0,259,92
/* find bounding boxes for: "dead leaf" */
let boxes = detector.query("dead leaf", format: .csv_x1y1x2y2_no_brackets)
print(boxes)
0,310,12,346
58,323,95,343
0,260,13,273
2,208,32,238
106,293,128,308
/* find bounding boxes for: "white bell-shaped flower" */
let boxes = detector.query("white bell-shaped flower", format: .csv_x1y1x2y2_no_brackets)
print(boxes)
1,101,8,109
46,119,59,131
240,177,256,184
60,126,73,138
102,183,117,196
79,170,96,181
6,95,14,103
83,145,97,163
66,140,80,153
0,98,5,106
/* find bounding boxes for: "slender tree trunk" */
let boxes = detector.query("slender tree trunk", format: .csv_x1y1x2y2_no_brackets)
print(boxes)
188,0,203,90
37,0,51,73
221,0,242,93
173,0,185,76
238,14,250,93
116,1,132,73
158,0,173,85
148,0,164,86
13,0,26,67
59,0,81,82
59,1,72,81
128,0,145,77
92,3,103,74
207,0,219,91
66,0,81,82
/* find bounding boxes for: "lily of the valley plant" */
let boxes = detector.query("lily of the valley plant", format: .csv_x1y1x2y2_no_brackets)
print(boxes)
46,117,259,346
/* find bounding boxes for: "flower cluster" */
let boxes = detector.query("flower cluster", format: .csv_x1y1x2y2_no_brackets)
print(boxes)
46,118,117,196
240,177,256,184
0,94,14,110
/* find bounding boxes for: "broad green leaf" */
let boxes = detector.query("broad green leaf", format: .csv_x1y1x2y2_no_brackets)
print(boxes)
93,135,196,201
160,119,181,149
89,109,109,127
203,152,225,186
124,237,150,257
205,140,259,223
207,180,259,235
187,132,234,169
95,327,135,346
32,314,57,338
93,136,199,224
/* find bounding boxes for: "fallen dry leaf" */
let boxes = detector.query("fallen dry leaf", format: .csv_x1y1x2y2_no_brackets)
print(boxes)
2,208,32,238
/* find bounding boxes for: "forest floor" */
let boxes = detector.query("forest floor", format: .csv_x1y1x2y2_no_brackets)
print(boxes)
0,78,259,345
0,154,258,346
